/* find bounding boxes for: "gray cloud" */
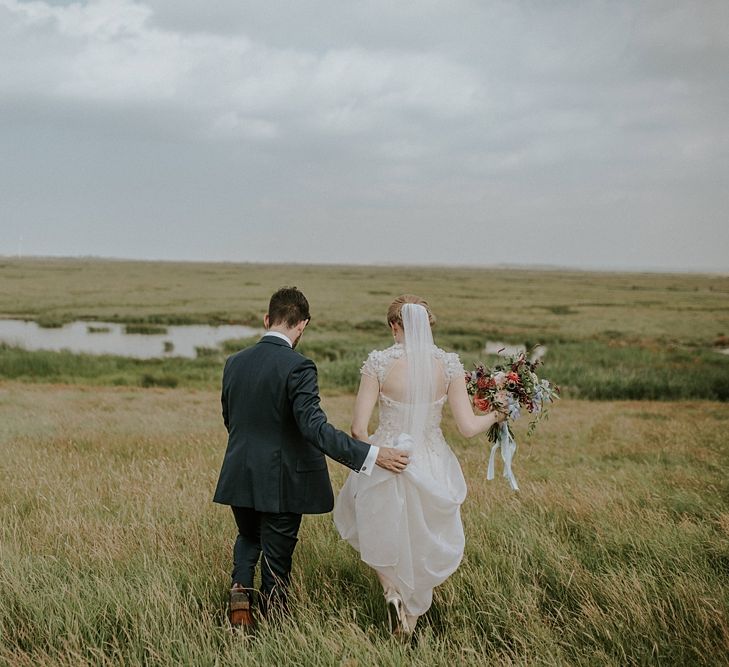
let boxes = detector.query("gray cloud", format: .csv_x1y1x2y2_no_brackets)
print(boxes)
1,0,727,270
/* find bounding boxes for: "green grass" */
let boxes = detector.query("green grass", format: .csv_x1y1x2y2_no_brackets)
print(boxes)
0,344,221,388
1,258,727,345
0,386,727,665
5,335,727,401
1,258,728,401
1,260,728,663
124,323,169,335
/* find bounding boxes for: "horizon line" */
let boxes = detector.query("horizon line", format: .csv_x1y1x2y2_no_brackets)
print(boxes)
1,252,727,277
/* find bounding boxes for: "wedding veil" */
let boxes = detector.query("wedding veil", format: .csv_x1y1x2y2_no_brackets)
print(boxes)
402,303,436,445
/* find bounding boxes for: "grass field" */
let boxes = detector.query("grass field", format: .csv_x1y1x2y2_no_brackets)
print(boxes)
2,259,727,345
1,258,728,665
0,385,727,666
1,258,728,399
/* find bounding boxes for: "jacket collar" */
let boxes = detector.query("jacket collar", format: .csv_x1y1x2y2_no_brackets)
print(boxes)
259,333,293,348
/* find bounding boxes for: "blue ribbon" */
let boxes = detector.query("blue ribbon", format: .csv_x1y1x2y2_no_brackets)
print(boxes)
487,422,519,491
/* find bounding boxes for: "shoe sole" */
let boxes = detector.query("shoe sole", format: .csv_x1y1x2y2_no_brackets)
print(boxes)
230,589,255,629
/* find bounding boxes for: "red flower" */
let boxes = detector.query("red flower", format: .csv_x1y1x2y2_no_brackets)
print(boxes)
474,397,490,412
477,376,490,389
506,372,520,383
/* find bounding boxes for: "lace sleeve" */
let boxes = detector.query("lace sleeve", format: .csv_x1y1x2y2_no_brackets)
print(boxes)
360,350,384,383
444,351,466,383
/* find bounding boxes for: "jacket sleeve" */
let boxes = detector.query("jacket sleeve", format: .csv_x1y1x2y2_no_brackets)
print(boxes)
287,358,370,471
221,358,230,433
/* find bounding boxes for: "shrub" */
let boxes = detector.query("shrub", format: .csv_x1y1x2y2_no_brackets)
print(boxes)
124,324,168,335
139,374,179,388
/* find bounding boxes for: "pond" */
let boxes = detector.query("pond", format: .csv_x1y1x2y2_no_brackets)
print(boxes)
0,320,261,359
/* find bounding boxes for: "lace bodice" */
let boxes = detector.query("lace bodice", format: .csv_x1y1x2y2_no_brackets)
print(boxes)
360,344,465,455
360,343,464,387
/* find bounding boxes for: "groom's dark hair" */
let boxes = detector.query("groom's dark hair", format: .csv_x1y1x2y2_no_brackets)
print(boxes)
268,287,311,328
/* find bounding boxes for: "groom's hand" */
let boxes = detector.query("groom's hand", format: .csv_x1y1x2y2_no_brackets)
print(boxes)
376,447,409,473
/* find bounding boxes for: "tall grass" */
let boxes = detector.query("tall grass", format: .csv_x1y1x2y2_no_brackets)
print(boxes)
2,334,729,400
1,258,727,346
1,385,727,665
2,259,729,401
0,344,220,388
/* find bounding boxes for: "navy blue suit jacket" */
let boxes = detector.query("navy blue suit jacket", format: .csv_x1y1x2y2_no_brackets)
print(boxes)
213,335,370,514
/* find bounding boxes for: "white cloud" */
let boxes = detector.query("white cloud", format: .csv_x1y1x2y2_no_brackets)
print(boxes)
0,0,483,139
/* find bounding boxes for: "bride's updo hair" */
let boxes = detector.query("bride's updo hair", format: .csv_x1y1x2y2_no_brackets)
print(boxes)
387,294,436,328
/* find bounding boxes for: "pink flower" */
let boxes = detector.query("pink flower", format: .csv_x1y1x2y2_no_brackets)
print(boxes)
494,390,509,410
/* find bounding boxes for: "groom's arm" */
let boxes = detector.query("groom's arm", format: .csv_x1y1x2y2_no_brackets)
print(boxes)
287,358,375,473
221,356,233,433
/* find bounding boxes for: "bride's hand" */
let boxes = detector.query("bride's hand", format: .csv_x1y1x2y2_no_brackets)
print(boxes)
376,447,410,473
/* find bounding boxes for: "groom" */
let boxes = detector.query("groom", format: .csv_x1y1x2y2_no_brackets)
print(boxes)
213,287,409,627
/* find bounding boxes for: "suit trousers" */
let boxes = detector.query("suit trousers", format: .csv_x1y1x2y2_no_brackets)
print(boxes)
231,506,302,615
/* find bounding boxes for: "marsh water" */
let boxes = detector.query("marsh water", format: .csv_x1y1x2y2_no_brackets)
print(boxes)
0,320,260,359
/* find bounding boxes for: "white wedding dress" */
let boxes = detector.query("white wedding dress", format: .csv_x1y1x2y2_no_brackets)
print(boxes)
333,341,467,620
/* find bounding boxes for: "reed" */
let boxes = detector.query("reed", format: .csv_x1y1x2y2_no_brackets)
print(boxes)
2,258,728,401
0,385,727,665
2,331,728,401
124,324,169,335
1,259,727,664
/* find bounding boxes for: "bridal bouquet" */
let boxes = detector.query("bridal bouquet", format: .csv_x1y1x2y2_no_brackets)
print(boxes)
465,350,559,491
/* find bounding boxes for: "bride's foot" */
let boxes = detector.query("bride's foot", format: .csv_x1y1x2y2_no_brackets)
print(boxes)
385,595,412,639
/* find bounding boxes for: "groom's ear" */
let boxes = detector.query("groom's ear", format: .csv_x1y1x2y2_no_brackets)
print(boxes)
263,313,270,329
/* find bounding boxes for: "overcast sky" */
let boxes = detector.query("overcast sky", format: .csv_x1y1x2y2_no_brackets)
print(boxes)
1,0,727,271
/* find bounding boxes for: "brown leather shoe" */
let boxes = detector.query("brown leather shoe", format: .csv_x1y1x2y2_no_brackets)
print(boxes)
229,584,255,629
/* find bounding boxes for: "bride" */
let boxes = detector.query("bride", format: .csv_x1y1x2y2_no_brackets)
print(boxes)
333,295,507,637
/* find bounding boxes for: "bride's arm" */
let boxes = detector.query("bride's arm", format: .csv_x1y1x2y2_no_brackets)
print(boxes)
351,374,379,442
448,374,506,438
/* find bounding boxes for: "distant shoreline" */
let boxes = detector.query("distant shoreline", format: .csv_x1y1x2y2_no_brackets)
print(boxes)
1,254,726,277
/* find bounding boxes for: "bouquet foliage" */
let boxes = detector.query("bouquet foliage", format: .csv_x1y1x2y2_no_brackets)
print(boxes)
465,348,559,489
